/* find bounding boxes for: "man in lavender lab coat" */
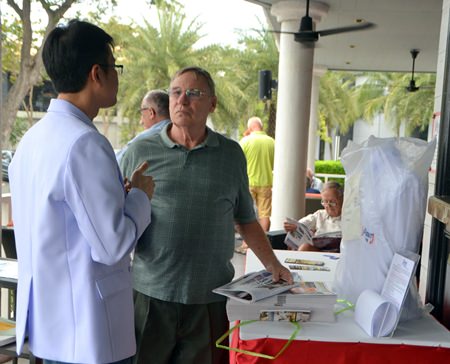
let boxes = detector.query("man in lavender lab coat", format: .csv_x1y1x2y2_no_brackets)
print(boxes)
8,19,154,364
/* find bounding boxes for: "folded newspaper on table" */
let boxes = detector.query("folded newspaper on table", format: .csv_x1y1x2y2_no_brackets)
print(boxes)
213,270,300,303
226,281,337,322
284,217,341,251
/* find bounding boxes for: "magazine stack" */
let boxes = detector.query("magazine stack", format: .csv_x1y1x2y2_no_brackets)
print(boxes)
226,280,337,323
213,270,337,323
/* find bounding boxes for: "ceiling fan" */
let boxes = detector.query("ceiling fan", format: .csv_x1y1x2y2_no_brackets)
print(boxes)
270,0,375,46
406,49,420,92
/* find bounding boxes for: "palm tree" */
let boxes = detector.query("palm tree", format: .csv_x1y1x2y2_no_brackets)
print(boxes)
228,25,280,137
318,71,360,155
105,5,247,143
356,72,435,136
113,8,207,142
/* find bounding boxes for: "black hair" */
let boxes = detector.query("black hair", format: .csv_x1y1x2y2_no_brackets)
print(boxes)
43,19,114,93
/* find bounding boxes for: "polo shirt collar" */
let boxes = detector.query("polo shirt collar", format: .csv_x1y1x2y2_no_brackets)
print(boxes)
160,124,219,149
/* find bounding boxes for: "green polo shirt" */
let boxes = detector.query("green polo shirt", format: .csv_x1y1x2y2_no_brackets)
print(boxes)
239,131,275,187
120,125,256,304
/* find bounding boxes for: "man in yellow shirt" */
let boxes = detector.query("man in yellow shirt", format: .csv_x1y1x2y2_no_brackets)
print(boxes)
236,117,275,253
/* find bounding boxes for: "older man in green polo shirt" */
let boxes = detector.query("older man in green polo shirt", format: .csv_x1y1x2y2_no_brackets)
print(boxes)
120,66,291,364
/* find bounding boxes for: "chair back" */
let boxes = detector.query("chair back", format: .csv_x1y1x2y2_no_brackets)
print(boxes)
266,230,287,250
1,227,17,259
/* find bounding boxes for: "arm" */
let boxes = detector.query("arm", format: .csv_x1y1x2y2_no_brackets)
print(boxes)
65,132,151,265
236,221,293,284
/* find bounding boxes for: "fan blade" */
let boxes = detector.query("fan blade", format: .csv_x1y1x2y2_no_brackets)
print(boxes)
267,30,299,35
294,31,319,43
318,22,375,37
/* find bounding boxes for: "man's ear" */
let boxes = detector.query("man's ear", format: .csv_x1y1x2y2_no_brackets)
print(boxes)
89,64,102,84
209,96,218,113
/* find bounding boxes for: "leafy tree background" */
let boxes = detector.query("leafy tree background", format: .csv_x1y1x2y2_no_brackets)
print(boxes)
1,0,436,150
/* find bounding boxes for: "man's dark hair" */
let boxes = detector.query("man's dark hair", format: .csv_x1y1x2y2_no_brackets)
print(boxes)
144,90,170,118
171,66,216,96
43,19,114,93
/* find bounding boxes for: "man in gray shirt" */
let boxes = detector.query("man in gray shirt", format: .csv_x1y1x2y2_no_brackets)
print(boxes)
120,66,292,364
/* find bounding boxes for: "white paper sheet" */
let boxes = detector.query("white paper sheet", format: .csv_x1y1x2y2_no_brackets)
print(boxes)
355,289,398,337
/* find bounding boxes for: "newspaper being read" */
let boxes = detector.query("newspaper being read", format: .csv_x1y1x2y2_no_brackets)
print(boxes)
284,217,313,249
213,270,300,303
284,217,341,251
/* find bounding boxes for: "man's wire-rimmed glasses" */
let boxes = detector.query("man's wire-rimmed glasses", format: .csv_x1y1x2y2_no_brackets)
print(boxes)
168,88,208,100
321,200,337,207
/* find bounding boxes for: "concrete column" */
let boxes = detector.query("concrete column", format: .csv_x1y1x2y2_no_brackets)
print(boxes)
270,1,328,229
308,66,327,172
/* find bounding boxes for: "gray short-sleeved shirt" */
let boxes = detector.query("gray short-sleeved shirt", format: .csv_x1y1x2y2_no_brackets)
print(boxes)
120,125,256,304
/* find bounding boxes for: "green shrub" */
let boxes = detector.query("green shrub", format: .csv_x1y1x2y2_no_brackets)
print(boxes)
315,160,345,175
314,160,345,186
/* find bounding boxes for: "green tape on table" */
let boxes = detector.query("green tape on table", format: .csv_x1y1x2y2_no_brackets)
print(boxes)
335,298,355,315
216,320,301,360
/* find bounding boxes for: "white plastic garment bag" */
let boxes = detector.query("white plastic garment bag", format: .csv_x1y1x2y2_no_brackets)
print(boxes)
334,136,436,320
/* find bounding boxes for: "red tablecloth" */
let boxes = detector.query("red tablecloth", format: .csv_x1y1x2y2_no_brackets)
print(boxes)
229,326,450,364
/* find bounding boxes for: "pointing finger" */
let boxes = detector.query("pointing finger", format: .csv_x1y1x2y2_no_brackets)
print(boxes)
134,161,149,175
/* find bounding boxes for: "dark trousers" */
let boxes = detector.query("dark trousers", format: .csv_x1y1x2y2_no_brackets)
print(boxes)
133,291,229,364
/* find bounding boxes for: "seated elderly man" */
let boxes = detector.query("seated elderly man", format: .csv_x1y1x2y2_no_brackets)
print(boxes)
284,181,343,252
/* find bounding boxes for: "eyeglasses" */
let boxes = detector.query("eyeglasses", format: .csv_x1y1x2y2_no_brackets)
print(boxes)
139,107,150,113
168,88,208,100
99,64,124,75
321,200,338,207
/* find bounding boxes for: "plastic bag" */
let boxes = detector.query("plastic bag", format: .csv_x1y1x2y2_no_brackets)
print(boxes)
333,136,436,321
